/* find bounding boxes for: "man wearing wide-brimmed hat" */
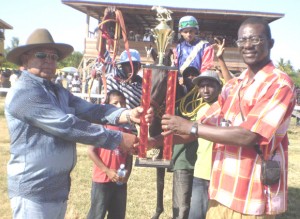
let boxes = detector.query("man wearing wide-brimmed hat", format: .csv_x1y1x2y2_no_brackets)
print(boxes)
5,28,153,219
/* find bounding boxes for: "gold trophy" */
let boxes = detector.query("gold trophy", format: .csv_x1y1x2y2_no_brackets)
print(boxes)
135,6,177,168
151,6,174,65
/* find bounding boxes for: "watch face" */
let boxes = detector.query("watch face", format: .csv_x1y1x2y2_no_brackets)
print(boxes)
190,123,198,135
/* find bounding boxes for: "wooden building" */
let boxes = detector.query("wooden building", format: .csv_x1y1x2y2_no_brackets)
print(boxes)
0,19,13,66
62,0,284,74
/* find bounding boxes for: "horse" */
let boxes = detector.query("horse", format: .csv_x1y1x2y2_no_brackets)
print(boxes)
151,6,173,21
147,49,188,219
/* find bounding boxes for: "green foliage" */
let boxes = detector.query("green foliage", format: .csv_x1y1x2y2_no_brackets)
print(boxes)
1,61,17,69
0,38,19,69
276,58,300,87
57,51,83,69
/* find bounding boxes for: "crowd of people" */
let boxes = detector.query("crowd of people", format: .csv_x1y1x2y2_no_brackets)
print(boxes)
3,14,297,219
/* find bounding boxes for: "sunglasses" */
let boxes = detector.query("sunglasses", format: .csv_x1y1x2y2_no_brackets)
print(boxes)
236,37,265,47
34,52,59,61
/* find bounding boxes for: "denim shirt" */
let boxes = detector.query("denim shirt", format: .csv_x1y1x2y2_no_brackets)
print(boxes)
5,71,126,202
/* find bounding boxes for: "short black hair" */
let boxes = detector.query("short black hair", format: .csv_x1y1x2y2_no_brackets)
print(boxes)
182,66,199,78
104,89,126,104
239,17,272,39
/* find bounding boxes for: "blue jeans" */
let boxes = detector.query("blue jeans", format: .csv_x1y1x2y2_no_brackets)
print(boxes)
173,169,194,219
10,196,67,219
87,181,127,219
188,177,210,219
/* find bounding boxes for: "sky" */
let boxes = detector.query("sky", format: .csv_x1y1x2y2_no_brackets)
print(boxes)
1,0,300,70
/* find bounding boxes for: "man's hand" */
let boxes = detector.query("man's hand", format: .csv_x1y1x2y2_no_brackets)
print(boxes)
212,38,225,58
119,132,139,155
129,106,154,124
161,114,194,136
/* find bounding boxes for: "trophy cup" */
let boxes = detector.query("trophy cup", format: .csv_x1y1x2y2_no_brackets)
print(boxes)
135,6,177,168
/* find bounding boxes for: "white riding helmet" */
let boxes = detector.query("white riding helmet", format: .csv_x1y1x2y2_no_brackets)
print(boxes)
117,49,141,64
178,16,199,32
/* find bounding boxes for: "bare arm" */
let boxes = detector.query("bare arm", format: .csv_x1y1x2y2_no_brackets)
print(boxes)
213,38,233,83
87,146,119,182
160,114,259,148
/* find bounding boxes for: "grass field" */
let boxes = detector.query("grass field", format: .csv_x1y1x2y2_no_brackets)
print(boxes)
0,96,299,219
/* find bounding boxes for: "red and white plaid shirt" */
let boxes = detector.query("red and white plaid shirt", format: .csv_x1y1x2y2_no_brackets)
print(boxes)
202,62,296,215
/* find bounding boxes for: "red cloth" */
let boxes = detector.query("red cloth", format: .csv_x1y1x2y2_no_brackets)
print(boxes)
92,125,131,183
200,45,214,73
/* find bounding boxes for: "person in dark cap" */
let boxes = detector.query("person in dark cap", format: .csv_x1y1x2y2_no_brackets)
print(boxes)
5,28,153,219
188,70,222,219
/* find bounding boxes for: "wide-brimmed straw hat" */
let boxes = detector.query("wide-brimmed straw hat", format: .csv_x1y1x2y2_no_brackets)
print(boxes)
6,28,74,66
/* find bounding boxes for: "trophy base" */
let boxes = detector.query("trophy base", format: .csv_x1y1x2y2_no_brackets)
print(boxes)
135,157,173,168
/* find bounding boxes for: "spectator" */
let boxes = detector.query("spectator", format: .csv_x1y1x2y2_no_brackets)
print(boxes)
143,28,153,42
5,28,153,219
66,73,73,91
87,90,133,219
128,31,135,41
9,71,18,87
71,72,82,93
135,33,142,42
188,70,222,219
54,73,63,87
179,66,199,94
171,66,199,219
100,48,143,109
87,69,101,104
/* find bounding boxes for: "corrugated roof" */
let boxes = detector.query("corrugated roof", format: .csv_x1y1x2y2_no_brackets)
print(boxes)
62,0,284,37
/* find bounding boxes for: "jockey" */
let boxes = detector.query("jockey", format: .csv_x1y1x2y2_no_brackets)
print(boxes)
174,15,215,75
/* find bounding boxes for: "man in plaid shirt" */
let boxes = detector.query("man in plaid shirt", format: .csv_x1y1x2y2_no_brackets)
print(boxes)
151,17,296,218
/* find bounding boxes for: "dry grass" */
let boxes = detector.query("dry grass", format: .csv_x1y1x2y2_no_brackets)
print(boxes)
0,96,299,218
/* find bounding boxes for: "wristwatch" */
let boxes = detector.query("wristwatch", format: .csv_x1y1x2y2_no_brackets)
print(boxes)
190,122,198,136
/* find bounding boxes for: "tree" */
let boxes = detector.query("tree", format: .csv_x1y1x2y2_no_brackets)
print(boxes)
276,58,300,87
57,51,83,69
1,37,20,69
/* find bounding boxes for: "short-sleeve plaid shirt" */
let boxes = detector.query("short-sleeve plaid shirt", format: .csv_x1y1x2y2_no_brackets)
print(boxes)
202,62,296,215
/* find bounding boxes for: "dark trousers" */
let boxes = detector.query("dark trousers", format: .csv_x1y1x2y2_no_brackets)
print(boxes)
173,169,194,219
87,181,127,219
188,177,210,219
